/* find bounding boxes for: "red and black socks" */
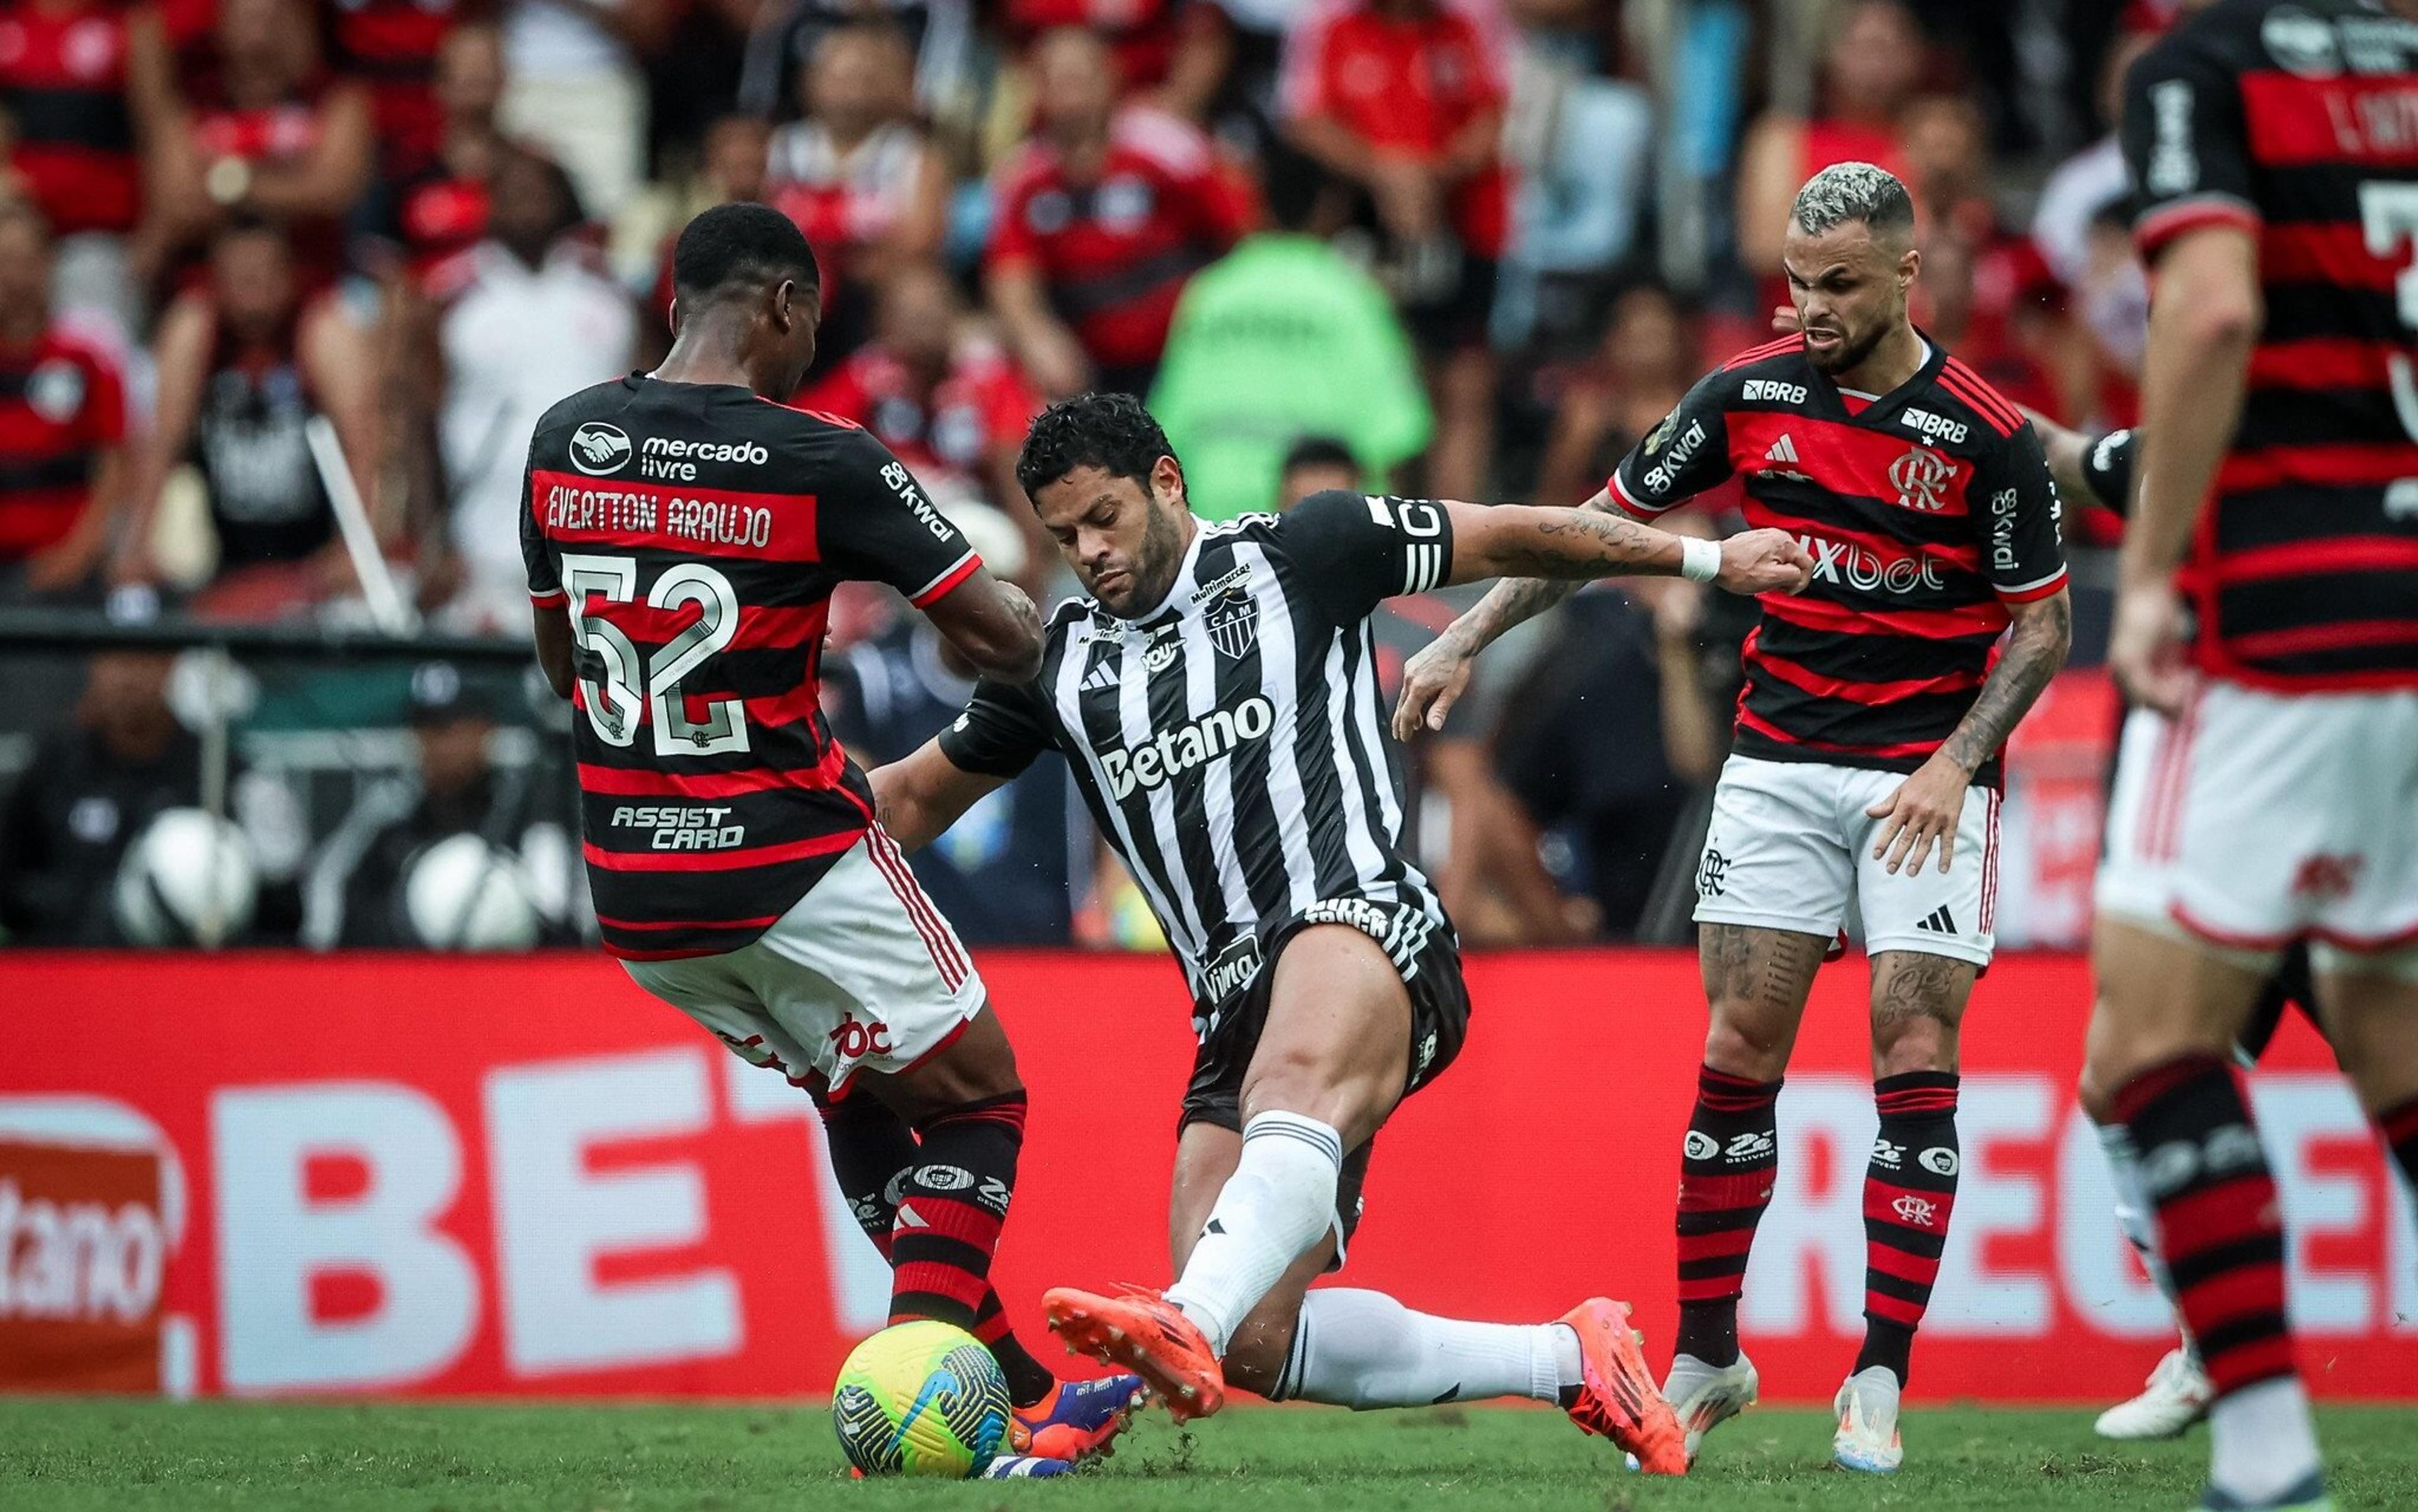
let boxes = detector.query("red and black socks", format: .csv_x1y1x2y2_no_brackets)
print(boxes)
1674,1065,1783,1365
1856,1071,1960,1384
817,1091,1055,1407
890,1091,1025,1323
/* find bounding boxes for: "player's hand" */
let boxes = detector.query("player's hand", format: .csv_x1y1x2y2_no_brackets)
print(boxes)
1393,624,1477,740
2109,575,2195,716
1771,305,1803,335
1715,528,1814,595
1865,753,1970,876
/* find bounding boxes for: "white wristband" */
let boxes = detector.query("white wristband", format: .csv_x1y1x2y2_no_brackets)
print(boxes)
1679,535,1720,584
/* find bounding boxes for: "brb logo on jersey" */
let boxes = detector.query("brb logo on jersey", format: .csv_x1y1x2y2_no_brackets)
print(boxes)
1888,446,1955,511
569,422,633,476
1101,695,1275,799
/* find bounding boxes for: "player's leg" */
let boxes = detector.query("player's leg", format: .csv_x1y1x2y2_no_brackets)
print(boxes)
1672,756,1853,1457
2312,950,2418,1194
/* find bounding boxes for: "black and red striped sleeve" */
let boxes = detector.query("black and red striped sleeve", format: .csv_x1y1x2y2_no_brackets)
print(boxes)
2121,31,2259,260
519,433,565,608
1608,369,1735,520
1972,421,2069,604
817,429,984,607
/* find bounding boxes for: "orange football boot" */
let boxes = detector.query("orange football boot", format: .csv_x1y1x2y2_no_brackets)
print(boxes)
1558,1297,1689,1475
1042,1286,1226,1423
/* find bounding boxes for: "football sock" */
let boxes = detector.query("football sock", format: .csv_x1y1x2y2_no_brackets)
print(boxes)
1164,1111,1342,1357
816,1094,1055,1404
2113,1055,2318,1501
1674,1065,1782,1367
890,1091,1026,1332
1856,1071,1960,1385
2376,1094,2418,1201
1270,1288,1579,1409
2093,1116,2178,1302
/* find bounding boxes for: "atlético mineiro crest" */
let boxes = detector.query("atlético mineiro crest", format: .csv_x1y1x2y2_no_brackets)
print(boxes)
1205,594,1259,659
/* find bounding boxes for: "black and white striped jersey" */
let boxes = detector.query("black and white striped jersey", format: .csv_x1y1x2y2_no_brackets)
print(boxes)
939,489,1456,1008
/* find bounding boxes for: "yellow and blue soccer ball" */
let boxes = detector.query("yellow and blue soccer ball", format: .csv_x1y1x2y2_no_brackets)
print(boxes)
831,1320,1013,1477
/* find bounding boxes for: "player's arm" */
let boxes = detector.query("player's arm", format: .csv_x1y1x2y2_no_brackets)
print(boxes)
1866,424,2074,875
923,576,1043,685
521,429,577,699
2111,33,2264,713
872,673,1057,851
1393,370,1755,737
1439,499,1810,592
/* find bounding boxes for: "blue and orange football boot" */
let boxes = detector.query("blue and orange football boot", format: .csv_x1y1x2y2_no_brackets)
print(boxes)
1011,1373,1149,1464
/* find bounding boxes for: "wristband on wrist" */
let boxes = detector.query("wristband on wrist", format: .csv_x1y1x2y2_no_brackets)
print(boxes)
1679,535,1720,584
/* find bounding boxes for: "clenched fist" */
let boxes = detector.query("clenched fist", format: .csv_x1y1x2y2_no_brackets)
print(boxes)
1717,528,1815,595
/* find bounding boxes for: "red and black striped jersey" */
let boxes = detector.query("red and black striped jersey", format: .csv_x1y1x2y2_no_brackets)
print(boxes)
0,4,142,234
2121,0,2418,691
0,329,126,559
1608,336,2067,782
521,375,982,961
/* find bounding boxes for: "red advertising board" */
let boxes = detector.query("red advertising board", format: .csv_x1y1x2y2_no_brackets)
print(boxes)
1,950,2411,1402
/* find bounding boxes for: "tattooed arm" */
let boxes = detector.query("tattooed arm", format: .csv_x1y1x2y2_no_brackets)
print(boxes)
1865,588,2073,875
1390,491,1810,737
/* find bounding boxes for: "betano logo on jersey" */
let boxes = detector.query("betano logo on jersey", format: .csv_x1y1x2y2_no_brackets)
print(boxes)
1100,695,1275,800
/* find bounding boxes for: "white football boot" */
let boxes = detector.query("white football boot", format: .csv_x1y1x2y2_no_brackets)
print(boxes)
1832,1365,1904,1474
1662,1351,1760,1464
2097,1346,2213,1441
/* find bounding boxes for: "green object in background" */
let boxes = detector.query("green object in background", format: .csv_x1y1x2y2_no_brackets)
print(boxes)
1151,234,1433,521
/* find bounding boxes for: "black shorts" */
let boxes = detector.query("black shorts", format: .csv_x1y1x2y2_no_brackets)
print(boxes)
1178,900,1470,1259
1399,252,1499,354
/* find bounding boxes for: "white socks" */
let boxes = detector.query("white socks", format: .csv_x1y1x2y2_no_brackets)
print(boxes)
2096,1118,2178,1302
1165,1111,1343,1356
1274,1288,1581,1409
2210,1377,2322,1504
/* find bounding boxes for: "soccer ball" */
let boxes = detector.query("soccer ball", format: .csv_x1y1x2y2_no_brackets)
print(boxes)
830,1320,1012,1478
114,807,258,948
402,834,540,950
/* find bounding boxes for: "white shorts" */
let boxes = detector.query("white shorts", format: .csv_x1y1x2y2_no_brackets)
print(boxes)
621,829,987,1094
1693,754,2001,967
2094,703,2181,928
2155,681,2418,955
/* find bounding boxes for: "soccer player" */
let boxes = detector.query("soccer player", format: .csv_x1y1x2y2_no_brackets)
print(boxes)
523,203,1137,1474
2087,5,2418,1507
869,391,1812,1473
1397,161,2073,1473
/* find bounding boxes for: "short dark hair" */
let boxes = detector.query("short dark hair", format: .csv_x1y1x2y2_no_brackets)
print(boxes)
1279,435,1358,476
1015,392,1174,500
672,202,820,308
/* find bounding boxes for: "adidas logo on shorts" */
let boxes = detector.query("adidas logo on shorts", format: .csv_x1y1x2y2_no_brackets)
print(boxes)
1915,904,1960,935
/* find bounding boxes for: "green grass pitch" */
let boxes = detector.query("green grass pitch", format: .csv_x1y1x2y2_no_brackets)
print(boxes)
4,1398,2414,1510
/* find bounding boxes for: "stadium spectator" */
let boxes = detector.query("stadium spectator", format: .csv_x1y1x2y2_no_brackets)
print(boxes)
986,26,1254,399
149,0,376,292
1000,0,1208,98
637,111,771,355
0,639,305,945
1273,434,1358,506
1734,0,1921,278
1148,197,1429,517
119,221,383,601
1492,30,1652,355
822,504,1078,945
0,205,130,605
1279,0,1509,502
370,20,508,282
411,147,635,628
322,660,576,948
327,0,476,183
0,0,174,344
1534,282,1694,509
738,0,974,122
496,0,671,222
795,261,1042,520
764,19,947,377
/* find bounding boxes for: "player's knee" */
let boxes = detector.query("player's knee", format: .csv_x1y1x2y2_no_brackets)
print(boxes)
1703,1011,1790,1081
1220,1307,1297,1397
1871,1014,1958,1078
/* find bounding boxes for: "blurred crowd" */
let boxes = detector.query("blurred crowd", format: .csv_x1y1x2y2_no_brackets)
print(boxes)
0,0,2164,951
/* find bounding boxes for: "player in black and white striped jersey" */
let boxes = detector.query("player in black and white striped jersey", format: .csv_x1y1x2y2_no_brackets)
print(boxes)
870,393,1810,1466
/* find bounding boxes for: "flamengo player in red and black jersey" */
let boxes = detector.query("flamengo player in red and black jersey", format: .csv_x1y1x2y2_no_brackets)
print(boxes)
524,203,1140,1474
2085,4,2418,1509
1399,162,2073,1475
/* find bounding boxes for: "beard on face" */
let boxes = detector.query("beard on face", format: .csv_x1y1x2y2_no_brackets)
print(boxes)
1805,312,1891,375
1099,494,1186,617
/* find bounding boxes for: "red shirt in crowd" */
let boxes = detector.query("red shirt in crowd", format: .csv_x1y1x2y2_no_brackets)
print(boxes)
987,106,1252,375
797,338,1042,496
188,69,347,283
327,0,463,176
395,171,489,280
1280,0,1511,259
0,329,125,559
0,3,144,234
